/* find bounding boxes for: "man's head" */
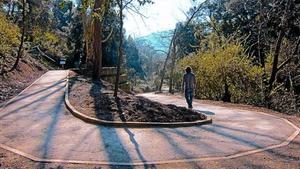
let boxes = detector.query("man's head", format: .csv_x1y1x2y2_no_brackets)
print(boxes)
185,66,192,73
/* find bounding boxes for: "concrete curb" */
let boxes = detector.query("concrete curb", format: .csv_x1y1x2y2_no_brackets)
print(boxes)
65,70,212,128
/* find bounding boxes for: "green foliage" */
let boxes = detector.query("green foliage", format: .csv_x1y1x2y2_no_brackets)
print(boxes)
179,41,265,104
32,28,67,57
0,13,20,55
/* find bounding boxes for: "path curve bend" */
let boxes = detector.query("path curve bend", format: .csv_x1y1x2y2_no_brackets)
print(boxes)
0,70,299,166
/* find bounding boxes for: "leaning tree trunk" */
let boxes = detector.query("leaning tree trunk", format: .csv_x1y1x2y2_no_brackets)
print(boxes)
257,0,265,68
114,0,123,97
12,0,26,70
169,40,177,94
158,4,202,93
92,0,103,80
268,0,292,91
268,27,285,91
158,28,177,92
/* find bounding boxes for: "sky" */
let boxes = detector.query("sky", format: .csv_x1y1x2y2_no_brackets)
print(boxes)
124,0,200,37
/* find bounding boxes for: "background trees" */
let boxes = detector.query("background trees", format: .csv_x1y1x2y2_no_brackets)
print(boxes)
174,0,300,113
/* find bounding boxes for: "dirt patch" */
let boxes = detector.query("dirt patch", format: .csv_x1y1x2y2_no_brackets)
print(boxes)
68,71,207,122
0,55,51,105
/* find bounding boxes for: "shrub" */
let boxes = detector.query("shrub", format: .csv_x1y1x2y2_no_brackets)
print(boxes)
0,13,20,56
31,27,68,57
179,43,264,105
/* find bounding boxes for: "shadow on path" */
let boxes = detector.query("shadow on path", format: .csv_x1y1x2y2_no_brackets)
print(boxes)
88,80,156,169
3,79,66,108
37,92,65,169
156,129,203,169
0,85,65,119
89,81,133,168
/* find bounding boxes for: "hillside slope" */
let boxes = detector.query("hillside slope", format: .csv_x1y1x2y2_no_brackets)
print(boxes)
0,54,54,105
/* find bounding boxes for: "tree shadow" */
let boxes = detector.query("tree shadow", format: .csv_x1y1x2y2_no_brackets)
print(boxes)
3,79,66,107
200,125,264,149
156,129,204,169
97,127,134,169
89,80,132,168
0,84,65,119
123,127,157,169
198,124,300,162
37,93,65,169
88,80,155,168
211,123,292,142
116,97,126,122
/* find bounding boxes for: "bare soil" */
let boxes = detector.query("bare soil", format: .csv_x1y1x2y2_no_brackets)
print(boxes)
68,71,207,122
0,55,50,105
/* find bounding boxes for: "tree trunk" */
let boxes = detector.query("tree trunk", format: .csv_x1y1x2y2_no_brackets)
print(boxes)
158,6,202,92
11,2,16,17
92,0,103,80
158,28,177,92
257,0,265,68
222,82,231,102
114,0,123,97
169,40,176,94
12,0,26,70
268,28,285,91
6,0,11,16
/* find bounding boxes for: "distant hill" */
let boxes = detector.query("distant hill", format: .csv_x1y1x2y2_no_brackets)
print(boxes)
135,30,173,53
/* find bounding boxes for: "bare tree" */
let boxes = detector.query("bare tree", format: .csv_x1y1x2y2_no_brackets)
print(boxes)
11,0,26,70
158,28,177,92
114,0,152,97
114,0,124,97
268,0,293,91
158,1,205,92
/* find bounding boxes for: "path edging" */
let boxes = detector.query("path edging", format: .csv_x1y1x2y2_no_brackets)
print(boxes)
64,70,212,128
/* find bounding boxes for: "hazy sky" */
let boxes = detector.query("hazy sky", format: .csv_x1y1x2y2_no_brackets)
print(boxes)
124,0,200,37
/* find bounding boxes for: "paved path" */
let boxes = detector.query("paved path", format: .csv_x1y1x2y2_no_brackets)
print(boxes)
0,70,299,166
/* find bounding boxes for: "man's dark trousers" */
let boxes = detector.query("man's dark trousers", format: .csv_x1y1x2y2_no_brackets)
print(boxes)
185,89,193,108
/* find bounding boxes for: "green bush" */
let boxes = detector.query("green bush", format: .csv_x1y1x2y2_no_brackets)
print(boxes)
0,13,20,56
179,42,265,105
32,28,67,57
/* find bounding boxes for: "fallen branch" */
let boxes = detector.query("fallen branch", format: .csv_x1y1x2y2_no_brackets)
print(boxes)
31,46,56,63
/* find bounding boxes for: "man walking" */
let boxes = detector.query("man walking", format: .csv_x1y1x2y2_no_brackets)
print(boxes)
182,67,196,109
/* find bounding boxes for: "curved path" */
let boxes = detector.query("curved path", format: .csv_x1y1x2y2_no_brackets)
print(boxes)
0,70,299,166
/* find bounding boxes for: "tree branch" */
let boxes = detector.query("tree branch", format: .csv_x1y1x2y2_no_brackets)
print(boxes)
277,37,300,71
123,0,134,9
102,27,114,43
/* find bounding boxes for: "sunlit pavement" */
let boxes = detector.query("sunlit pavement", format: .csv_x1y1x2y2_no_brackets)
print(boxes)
0,70,299,166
